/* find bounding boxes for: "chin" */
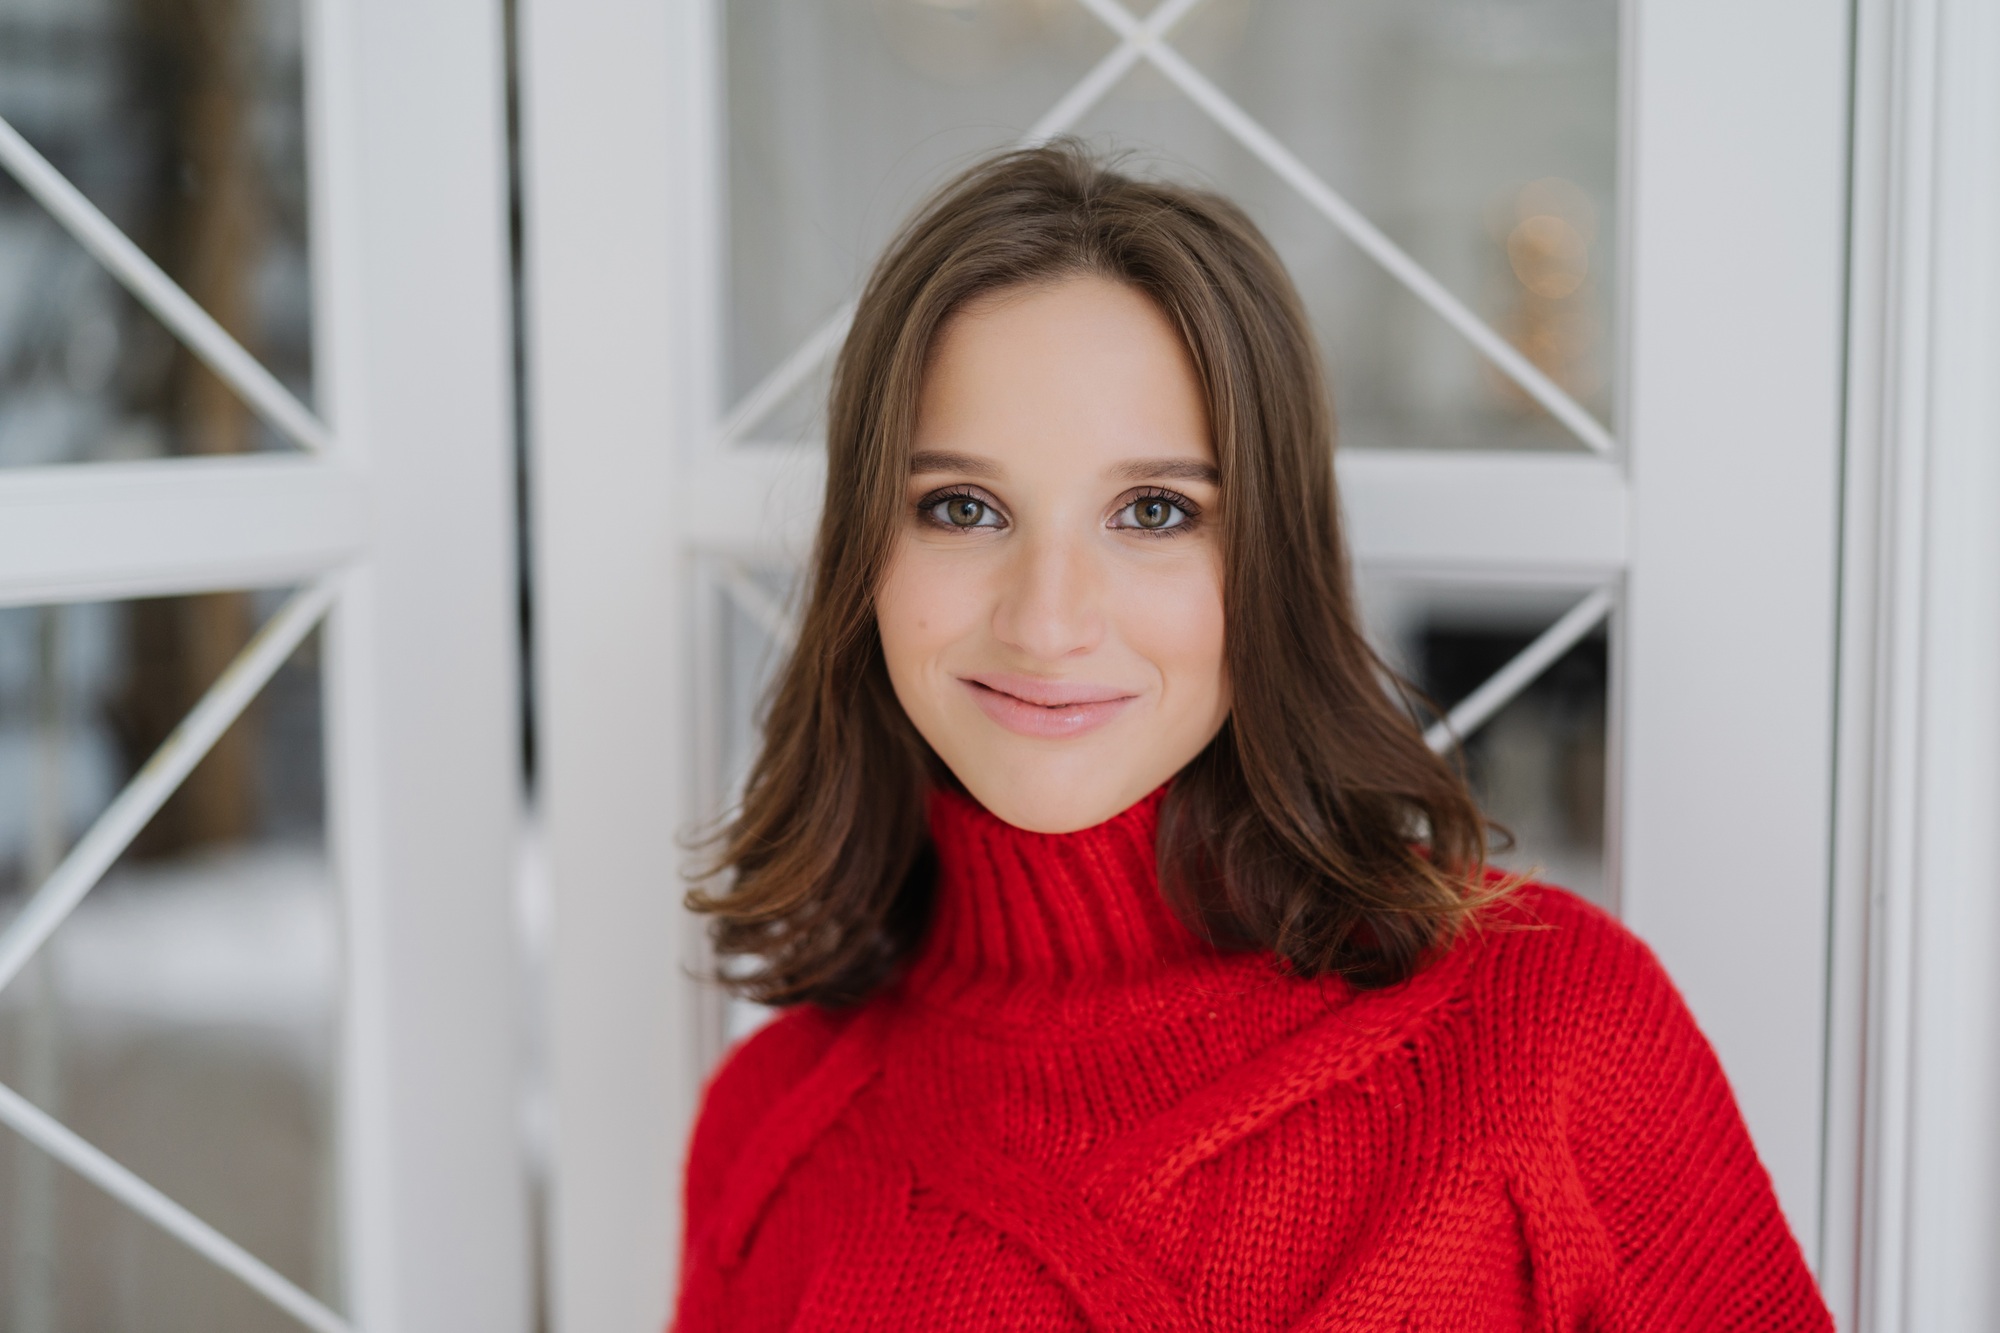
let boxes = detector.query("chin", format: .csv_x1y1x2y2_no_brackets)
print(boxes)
953,756,1159,835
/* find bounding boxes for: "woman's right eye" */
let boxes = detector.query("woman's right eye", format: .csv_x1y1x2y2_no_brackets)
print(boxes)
922,493,1003,530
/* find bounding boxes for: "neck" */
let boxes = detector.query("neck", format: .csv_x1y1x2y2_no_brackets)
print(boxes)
899,783,1234,1026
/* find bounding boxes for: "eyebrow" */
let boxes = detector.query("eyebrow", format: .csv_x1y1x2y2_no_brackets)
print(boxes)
907,450,1219,487
908,450,1000,478
1114,457,1219,486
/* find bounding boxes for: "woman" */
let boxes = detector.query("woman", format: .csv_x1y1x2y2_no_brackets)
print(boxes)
674,142,1831,1330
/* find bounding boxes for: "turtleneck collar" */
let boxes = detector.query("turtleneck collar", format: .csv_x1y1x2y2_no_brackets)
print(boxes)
897,782,1254,1027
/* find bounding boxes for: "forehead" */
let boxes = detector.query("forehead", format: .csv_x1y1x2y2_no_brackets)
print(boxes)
915,274,1214,469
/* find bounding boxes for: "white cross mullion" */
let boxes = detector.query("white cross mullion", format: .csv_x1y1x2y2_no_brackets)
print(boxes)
0,114,334,455
1072,0,1616,456
0,575,340,996
712,0,1213,449
1423,586,1617,754
0,1081,353,1333
0,574,345,1328
712,300,853,449
716,559,797,650
719,0,1616,457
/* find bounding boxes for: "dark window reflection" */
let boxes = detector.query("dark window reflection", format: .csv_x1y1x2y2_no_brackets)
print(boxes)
1416,617,1609,905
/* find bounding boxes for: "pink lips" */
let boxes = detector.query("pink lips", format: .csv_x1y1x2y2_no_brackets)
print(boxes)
961,673,1137,739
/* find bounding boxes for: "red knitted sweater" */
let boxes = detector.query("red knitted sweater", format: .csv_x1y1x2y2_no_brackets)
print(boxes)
673,785,1832,1331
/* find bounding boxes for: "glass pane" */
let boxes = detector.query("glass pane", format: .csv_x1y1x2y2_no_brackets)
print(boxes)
706,562,798,1047
1364,581,1610,906
724,0,1116,439
0,0,314,467
715,563,797,806
0,592,339,1329
1164,0,1618,451
0,1154,327,1333
723,0,1615,452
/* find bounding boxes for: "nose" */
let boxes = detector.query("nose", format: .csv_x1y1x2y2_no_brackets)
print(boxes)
988,527,1105,663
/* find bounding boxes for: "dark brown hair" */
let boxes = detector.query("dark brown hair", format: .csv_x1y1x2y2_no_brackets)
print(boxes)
691,140,1498,1005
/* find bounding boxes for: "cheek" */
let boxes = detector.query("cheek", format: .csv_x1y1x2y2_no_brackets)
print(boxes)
875,537,976,695
1119,549,1229,716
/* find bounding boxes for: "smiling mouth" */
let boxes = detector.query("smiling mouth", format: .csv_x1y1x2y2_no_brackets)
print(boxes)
960,675,1138,739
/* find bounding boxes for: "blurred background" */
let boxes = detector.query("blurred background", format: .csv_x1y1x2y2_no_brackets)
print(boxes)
1,0,1996,1330
0,2,331,1327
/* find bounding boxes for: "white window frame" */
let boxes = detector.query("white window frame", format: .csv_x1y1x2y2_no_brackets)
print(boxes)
1822,0,2000,1327
1618,0,1849,1276
0,0,532,1328
311,3,531,1328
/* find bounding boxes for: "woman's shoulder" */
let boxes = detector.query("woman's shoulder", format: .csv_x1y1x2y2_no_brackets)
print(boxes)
1441,877,1751,1131
1464,878,1661,981
682,1004,858,1209
1452,878,1701,1059
705,1004,851,1101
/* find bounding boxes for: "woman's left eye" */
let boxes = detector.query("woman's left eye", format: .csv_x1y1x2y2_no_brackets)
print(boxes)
1112,493,1193,532
922,493,1004,529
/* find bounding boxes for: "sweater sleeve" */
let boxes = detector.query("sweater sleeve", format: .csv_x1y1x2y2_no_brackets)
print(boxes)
1552,902,1832,1330
671,1005,841,1331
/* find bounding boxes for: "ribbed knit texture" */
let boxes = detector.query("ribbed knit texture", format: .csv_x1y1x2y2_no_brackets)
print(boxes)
673,786,1833,1330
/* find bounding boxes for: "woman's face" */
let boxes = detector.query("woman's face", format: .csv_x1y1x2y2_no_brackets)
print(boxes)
875,274,1230,833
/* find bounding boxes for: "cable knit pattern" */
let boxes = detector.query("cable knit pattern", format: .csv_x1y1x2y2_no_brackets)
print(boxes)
673,786,1832,1330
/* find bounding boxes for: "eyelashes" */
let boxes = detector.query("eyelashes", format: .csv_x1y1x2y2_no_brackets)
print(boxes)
1112,487,1198,534
917,488,1006,532
912,485,1204,537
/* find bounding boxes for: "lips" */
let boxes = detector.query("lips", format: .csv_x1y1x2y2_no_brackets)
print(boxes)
960,673,1137,740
